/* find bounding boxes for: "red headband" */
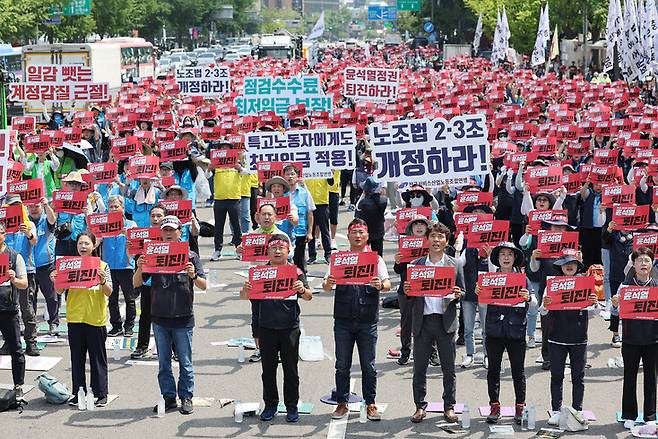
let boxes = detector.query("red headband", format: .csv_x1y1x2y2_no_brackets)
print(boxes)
267,239,289,250
348,224,368,233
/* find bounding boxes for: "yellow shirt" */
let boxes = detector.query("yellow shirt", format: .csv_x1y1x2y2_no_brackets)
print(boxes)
66,261,110,327
249,173,260,189
240,173,251,197
328,170,340,193
214,168,242,200
305,178,329,205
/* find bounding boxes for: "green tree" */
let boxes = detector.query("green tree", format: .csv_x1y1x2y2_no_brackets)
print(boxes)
0,0,59,43
259,7,302,34
396,11,423,38
92,0,143,38
325,6,353,40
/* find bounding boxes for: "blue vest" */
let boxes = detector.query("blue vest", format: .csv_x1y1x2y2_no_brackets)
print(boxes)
130,189,161,228
174,169,196,207
102,219,136,270
290,186,309,237
30,215,55,268
56,212,86,242
5,230,34,273
123,179,139,217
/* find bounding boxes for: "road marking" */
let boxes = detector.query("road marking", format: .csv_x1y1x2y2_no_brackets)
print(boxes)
326,379,356,439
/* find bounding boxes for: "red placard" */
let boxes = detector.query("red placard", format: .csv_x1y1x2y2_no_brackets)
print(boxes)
588,165,618,185
0,253,9,284
593,149,619,166
86,212,124,238
153,113,174,129
256,196,291,218
210,149,240,168
531,137,558,155
454,213,494,234
158,199,193,224
87,162,117,184
54,256,102,290
255,161,304,183
467,220,509,249
562,173,584,194
504,151,539,171
161,176,176,188
619,286,658,320
12,116,35,134
455,191,494,211
527,209,568,235
601,184,636,207
111,136,140,159
61,127,82,143
633,233,658,254
159,140,189,162
201,126,223,141
127,227,162,255
398,236,429,263
248,264,298,300
24,134,51,154
241,233,271,262
52,190,87,214
0,205,24,234
526,166,563,193
330,251,379,285
143,241,189,274
288,103,307,119
546,276,596,310
537,231,579,258
395,207,433,234
8,179,43,205
612,204,650,231
155,130,176,143
6,161,23,182
406,265,456,297
477,272,528,306
42,130,64,148
128,155,160,179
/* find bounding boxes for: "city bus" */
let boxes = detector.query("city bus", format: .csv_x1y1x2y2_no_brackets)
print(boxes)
98,37,156,81
0,45,22,81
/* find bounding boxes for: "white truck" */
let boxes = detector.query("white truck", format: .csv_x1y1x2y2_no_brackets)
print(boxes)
443,43,472,60
20,43,122,120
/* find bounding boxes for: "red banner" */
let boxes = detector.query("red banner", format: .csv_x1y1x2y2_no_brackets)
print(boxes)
619,286,658,320
86,212,124,238
406,265,456,297
477,272,528,306
601,184,636,207
0,253,9,284
612,204,650,231
395,207,433,234
454,213,494,234
127,227,162,255
633,233,658,254
537,231,579,258
256,196,291,218
111,136,140,159
24,134,51,154
143,241,189,274
159,140,189,162
158,199,193,224
12,116,35,134
8,179,43,205
546,276,596,310
210,149,240,168
455,191,494,211
0,205,23,234
52,190,87,214
241,233,271,262
398,236,429,263
128,155,159,179
467,220,509,249
330,251,379,285
87,162,117,184
248,264,298,300
527,209,568,235
526,166,563,193
54,256,101,290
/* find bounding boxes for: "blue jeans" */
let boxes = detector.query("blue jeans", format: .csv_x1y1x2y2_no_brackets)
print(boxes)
240,197,250,234
153,323,194,399
462,301,487,356
334,319,377,405
527,281,541,338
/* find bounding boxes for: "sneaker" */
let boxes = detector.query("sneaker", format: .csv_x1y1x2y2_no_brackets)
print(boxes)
514,403,525,425
397,353,410,365
0,343,8,355
486,402,501,424
624,419,636,429
180,397,194,415
153,396,178,413
483,356,489,369
68,395,79,407
331,239,337,250
542,360,551,370
108,327,123,337
25,343,41,357
14,386,24,401
49,323,59,336
260,405,277,421
456,335,465,346
547,412,560,426
307,257,317,265
461,355,474,368
527,337,537,348
249,349,261,362
210,250,221,261
429,352,440,367
286,408,300,423
95,396,108,407
339,200,345,206
130,348,151,359
124,328,134,337
331,403,349,419
612,335,622,348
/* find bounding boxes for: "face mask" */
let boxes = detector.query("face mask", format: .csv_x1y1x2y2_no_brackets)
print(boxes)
53,114,63,126
410,196,424,207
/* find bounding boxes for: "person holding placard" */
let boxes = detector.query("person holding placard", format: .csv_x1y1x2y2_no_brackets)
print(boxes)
240,234,312,423
54,172,88,256
50,231,112,407
403,222,464,424
322,218,390,421
479,242,534,424
284,164,315,274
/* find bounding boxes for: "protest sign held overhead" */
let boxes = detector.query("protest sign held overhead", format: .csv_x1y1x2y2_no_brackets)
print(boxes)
175,66,230,97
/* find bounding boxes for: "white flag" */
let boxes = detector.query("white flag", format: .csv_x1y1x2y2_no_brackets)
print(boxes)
492,9,502,63
648,0,658,71
604,0,621,72
531,4,550,66
502,6,511,46
307,12,325,40
473,13,483,55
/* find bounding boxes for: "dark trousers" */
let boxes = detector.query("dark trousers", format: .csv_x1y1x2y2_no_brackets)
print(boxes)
579,228,602,269
109,269,137,331
549,343,587,411
137,285,151,350
398,294,413,356
486,337,526,404
260,327,300,410
293,236,307,273
309,204,331,261
0,312,25,386
19,274,37,344
213,199,242,252
68,323,108,398
413,314,456,409
622,342,658,421
369,239,383,257
334,319,377,405
36,264,60,326
340,170,353,199
541,314,550,361
510,223,523,247
329,192,339,226
250,187,259,230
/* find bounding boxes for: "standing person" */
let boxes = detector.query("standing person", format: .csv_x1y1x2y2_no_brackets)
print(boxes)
328,170,341,250
125,177,161,228
133,216,207,415
483,242,534,424
0,222,29,400
209,149,243,261
539,252,598,426
21,147,60,197
404,222,464,424
355,177,388,256
322,218,390,421
284,164,315,273
263,176,298,239
306,177,332,264
54,171,87,256
103,195,138,337
577,180,605,268
51,232,112,407
28,197,59,335
239,169,252,234
611,247,658,426
241,234,312,423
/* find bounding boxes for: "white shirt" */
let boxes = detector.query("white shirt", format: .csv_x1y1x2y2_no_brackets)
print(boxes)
421,254,451,315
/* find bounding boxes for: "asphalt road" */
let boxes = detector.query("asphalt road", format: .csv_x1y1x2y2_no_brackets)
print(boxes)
0,204,641,438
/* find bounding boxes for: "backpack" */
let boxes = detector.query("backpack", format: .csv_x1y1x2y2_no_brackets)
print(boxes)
36,373,71,404
0,388,25,412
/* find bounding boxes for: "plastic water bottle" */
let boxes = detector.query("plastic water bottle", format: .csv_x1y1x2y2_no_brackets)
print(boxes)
300,324,306,337
156,395,165,418
521,406,528,430
234,400,243,423
237,343,245,363
462,403,471,428
77,387,86,410
359,401,367,423
113,341,121,361
86,389,95,411
528,404,536,430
